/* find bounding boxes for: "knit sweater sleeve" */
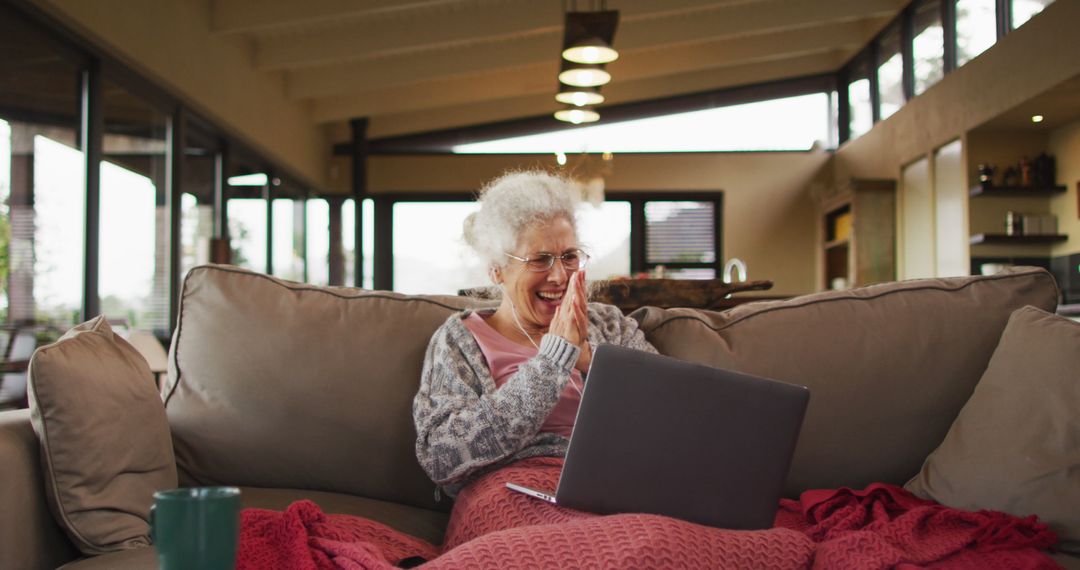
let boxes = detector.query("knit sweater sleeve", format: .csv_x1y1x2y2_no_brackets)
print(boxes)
587,302,659,354
413,315,580,489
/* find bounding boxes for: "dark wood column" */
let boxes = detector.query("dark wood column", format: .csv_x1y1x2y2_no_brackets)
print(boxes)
327,196,345,286
80,61,102,322
350,118,368,287
210,141,231,264
373,197,393,291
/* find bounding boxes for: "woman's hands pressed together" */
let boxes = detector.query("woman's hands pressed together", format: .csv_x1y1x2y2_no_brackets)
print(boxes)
549,270,591,373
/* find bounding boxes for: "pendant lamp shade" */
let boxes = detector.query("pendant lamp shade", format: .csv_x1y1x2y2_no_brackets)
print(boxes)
555,85,605,106
554,107,600,124
558,65,611,87
563,37,619,64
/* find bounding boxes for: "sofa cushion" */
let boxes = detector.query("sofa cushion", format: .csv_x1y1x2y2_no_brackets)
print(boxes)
28,316,177,555
631,267,1058,497
905,306,1080,553
164,265,491,512
0,409,82,570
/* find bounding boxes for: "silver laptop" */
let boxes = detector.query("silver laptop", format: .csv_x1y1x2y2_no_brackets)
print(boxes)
506,344,809,530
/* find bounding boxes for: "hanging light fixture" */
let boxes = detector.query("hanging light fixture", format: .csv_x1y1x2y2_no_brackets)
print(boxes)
553,1,619,123
562,2,620,64
554,107,601,124
555,84,605,106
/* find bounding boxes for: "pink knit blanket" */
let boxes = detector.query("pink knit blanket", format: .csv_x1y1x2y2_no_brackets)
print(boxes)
237,457,1060,569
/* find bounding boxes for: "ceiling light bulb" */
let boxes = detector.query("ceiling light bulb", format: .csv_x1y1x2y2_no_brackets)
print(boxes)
554,108,600,124
1031,114,1044,123
558,66,611,88
562,42,619,65
555,88,604,107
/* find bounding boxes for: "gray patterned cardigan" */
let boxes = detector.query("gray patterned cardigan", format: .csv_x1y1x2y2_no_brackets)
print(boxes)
413,302,658,497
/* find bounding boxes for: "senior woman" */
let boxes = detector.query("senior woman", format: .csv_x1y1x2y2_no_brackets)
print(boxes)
413,170,658,498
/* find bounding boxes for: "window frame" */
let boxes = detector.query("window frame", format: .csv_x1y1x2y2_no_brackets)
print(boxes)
2,1,319,339
836,0,1031,146
367,191,724,290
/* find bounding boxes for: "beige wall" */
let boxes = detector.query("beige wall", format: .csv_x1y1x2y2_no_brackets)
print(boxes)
933,139,968,277
33,0,329,188
1049,120,1080,256
900,157,934,279
355,151,829,295
831,0,1080,274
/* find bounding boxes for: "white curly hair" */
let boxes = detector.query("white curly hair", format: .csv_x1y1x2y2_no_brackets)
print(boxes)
464,170,581,270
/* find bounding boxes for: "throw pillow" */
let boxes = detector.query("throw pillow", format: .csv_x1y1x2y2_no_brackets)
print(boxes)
27,315,177,555
905,305,1080,553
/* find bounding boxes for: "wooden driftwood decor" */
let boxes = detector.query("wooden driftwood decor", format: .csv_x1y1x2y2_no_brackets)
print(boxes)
459,279,774,313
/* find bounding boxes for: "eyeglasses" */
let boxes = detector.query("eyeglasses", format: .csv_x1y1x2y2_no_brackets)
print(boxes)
505,249,590,273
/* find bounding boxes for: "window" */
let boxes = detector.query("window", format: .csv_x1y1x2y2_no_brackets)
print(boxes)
0,8,84,327
452,93,831,154
100,79,170,333
391,201,484,295
1011,0,1054,28
31,135,85,326
181,192,213,279
577,201,631,281
847,57,873,140
342,198,373,288
179,128,218,284
956,0,997,66
876,25,904,121
271,198,305,282
370,193,719,292
645,201,718,278
228,195,267,274
912,0,945,96
0,1,331,347
305,199,329,285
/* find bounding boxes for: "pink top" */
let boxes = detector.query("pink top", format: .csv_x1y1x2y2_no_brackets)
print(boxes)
463,312,583,439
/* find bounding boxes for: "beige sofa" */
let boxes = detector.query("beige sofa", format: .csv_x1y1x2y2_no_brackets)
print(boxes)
0,264,1076,569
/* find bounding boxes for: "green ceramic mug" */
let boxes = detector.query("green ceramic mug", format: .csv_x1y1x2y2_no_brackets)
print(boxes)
150,487,241,570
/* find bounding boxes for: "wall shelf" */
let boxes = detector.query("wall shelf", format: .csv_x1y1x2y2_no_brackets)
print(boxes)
816,179,895,290
969,233,1068,245
969,184,1066,198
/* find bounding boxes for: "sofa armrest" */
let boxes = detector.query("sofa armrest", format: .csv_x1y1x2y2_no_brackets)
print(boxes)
0,409,79,569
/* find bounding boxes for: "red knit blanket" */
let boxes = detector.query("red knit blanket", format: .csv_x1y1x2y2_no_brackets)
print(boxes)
237,457,1061,569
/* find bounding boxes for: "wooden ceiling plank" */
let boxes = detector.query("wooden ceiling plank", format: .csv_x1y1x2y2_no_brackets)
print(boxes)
255,2,562,71
311,50,848,123
210,0,466,36
288,18,877,100
255,0,899,71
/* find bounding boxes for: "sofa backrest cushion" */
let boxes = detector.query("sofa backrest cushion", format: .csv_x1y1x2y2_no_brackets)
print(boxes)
631,267,1058,497
905,306,1080,553
28,315,177,555
164,265,490,511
